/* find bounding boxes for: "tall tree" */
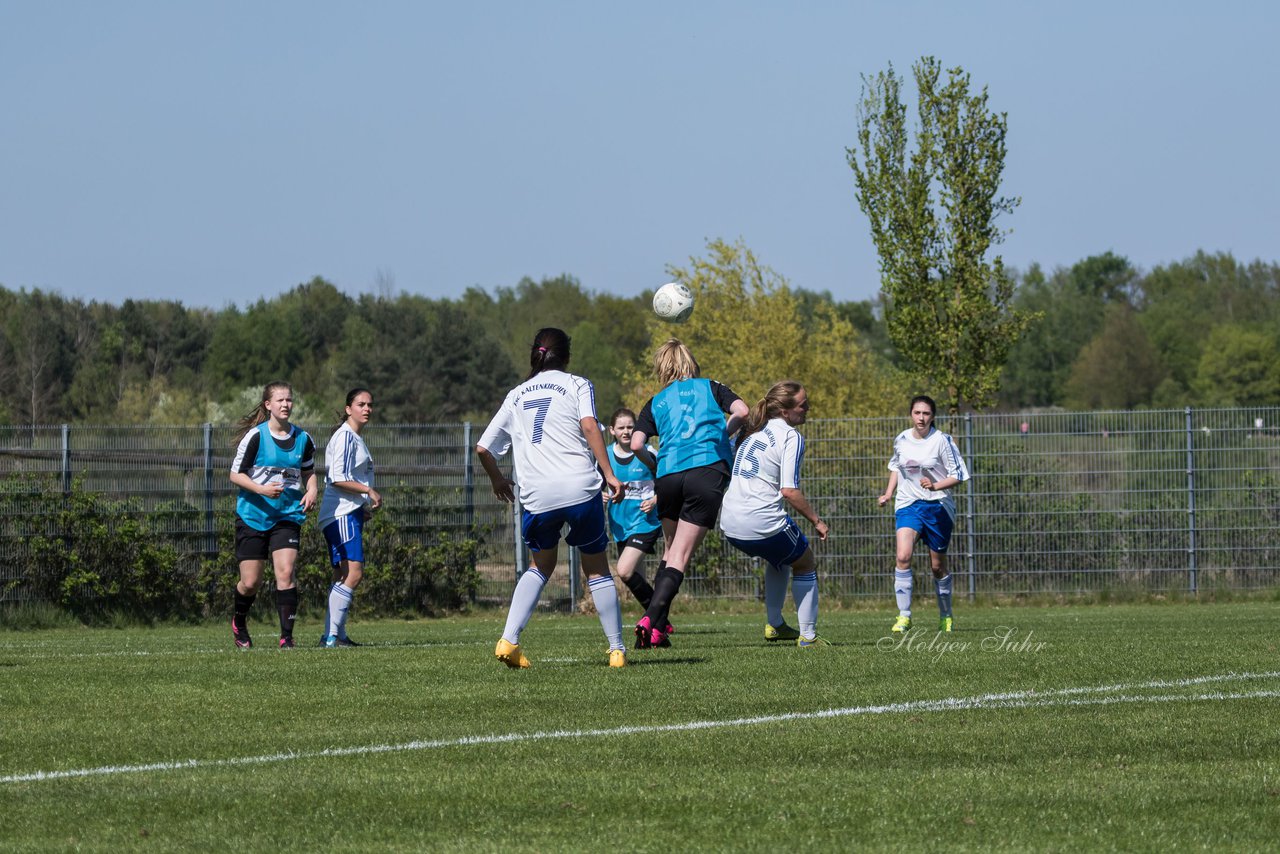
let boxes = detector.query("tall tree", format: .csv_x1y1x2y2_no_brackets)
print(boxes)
848,57,1032,412
0,289,76,425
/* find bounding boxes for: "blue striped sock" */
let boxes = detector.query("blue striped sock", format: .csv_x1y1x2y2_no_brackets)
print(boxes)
792,570,818,638
894,569,914,617
327,582,354,639
935,574,953,619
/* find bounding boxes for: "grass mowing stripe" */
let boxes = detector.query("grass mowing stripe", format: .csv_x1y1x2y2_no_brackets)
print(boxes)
6,669,1276,786
0,640,485,659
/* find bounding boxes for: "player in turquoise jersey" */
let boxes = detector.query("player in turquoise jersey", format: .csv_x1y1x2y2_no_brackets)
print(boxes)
604,407,663,613
228,381,317,649
630,338,749,649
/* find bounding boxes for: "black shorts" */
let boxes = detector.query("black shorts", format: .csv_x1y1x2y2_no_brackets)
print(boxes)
616,527,661,557
234,517,302,562
654,464,730,529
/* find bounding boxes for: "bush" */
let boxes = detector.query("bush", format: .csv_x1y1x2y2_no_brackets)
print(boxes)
4,475,486,624
17,479,200,623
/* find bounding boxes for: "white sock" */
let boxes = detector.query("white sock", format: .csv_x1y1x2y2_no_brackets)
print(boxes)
935,574,953,618
588,575,624,651
894,569,914,617
327,582,355,639
764,563,788,627
502,568,547,644
792,570,818,639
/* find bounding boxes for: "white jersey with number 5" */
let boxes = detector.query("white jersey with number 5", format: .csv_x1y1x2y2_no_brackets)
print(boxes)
478,369,603,514
720,417,803,540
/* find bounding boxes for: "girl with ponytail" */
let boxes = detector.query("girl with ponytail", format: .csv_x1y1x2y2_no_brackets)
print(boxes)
228,381,318,649
720,380,829,646
628,338,749,650
476,327,627,668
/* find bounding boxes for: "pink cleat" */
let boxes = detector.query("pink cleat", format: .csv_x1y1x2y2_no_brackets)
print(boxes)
634,616,653,650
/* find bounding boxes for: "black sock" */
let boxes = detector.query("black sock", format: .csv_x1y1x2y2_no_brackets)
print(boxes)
646,566,684,628
622,571,655,609
275,587,299,639
233,590,255,629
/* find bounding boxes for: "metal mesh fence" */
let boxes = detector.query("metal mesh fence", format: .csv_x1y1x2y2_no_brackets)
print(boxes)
2,407,1277,609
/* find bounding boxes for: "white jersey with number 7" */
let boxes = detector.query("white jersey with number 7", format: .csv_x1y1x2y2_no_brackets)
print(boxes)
478,369,604,514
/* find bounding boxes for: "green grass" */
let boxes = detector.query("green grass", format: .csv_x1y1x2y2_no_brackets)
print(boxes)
1,602,1279,852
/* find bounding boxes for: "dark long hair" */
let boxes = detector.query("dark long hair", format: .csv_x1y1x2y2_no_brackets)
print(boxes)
909,394,936,415
334,387,372,430
527,328,571,379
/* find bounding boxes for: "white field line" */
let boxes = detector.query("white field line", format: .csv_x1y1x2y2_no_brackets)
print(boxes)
3,670,1278,786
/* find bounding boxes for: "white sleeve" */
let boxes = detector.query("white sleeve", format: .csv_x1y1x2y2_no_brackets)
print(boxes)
230,430,255,474
574,376,598,421
887,434,901,472
942,434,969,482
779,430,803,490
326,429,352,483
478,403,513,457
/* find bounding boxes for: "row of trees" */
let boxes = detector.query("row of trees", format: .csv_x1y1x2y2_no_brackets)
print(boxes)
3,243,1277,428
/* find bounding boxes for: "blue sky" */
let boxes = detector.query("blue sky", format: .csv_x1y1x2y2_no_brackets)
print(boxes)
2,1,1276,309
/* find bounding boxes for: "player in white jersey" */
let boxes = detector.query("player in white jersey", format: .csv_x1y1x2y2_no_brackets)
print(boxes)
721,381,829,646
877,395,970,633
318,388,382,648
476,327,626,668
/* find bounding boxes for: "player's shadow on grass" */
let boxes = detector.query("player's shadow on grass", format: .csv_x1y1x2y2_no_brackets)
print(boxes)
620,655,707,667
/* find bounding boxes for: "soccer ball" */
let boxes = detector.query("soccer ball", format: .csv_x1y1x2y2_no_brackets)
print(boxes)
652,282,695,324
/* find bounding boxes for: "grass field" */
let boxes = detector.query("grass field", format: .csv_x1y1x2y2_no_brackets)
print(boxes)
2,601,1279,852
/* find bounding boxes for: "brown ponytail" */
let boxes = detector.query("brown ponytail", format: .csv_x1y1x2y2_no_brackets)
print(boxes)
233,380,292,444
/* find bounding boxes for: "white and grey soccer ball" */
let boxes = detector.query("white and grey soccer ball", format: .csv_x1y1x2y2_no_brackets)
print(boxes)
652,281,695,324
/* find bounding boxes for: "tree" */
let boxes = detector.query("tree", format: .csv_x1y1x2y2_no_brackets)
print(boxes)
1191,325,1280,407
0,288,76,425
1063,303,1164,409
848,57,1032,412
623,239,900,416
1137,252,1280,399
1000,253,1138,407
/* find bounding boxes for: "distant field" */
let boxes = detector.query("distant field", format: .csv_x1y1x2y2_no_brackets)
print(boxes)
2,602,1279,851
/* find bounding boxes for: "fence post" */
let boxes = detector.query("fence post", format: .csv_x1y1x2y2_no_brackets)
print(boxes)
61,424,71,494
203,423,215,556
463,422,474,531
963,413,977,602
1185,407,1198,595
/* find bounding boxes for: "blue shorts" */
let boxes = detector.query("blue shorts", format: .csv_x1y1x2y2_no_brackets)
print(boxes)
522,495,609,555
725,518,810,569
895,501,954,553
323,513,365,565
